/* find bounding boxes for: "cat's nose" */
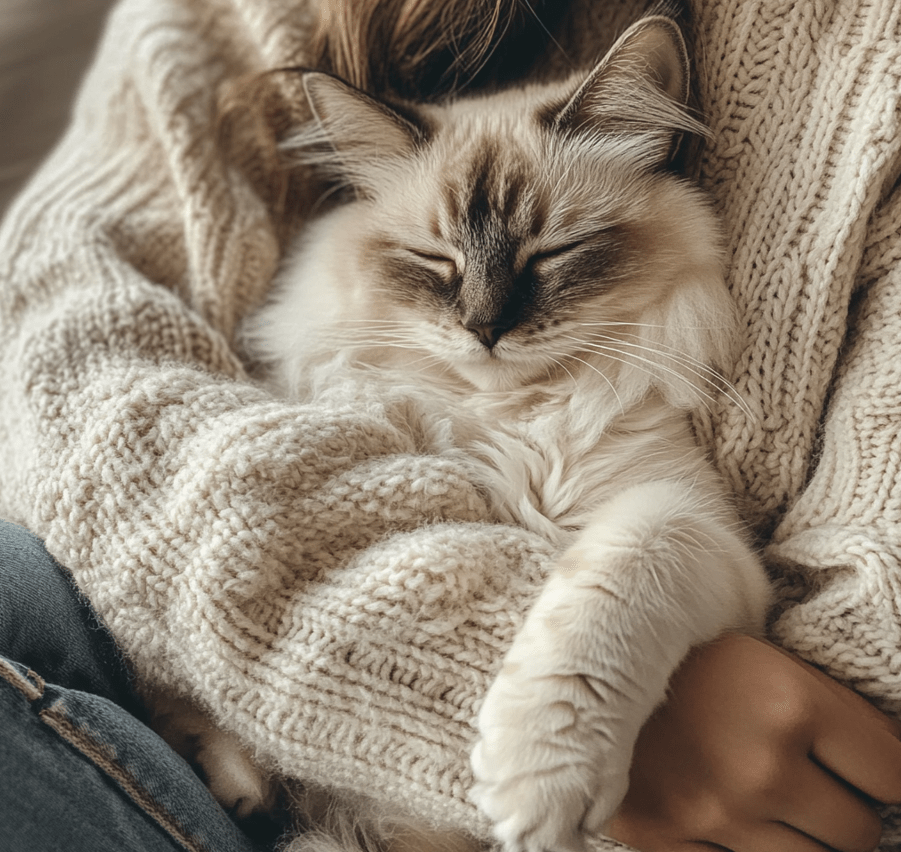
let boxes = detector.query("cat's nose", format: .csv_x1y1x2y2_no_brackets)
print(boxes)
463,320,505,349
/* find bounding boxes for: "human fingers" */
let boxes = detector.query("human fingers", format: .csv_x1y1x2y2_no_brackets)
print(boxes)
609,811,845,852
706,818,856,852
762,640,901,803
773,756,884,852
635,758,882,852
811,699,901,804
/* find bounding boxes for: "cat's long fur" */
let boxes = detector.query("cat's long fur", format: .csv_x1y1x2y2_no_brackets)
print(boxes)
161,11,771,852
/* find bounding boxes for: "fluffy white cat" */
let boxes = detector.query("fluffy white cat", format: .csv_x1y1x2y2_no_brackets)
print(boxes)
163,15,770,852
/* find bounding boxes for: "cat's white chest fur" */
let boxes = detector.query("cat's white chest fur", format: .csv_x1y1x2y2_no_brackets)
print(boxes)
458,386,771,852
445,383,709,547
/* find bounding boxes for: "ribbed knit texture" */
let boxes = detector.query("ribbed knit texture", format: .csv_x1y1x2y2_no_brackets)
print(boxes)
1,0,901,848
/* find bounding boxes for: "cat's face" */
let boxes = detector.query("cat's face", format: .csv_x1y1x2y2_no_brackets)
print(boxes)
291,17,735,402
352,100,720,391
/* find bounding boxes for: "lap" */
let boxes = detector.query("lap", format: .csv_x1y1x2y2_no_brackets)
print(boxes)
0,519,269,852
0,519,143,714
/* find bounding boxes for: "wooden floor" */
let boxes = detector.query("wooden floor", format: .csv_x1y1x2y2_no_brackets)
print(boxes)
0,0,115,214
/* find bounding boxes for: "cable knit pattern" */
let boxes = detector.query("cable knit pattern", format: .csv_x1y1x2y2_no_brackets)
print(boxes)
2,0,901,848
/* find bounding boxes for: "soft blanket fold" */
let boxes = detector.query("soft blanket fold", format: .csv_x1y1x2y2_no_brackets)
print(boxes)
2,0,901,848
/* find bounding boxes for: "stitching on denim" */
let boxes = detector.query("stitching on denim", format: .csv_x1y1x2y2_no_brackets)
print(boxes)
0,657,44,702
39,700,213,852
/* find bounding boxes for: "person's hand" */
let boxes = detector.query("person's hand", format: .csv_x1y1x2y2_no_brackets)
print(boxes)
606,633,901,852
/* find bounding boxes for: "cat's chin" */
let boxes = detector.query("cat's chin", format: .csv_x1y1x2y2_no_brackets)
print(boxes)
450,355,548,393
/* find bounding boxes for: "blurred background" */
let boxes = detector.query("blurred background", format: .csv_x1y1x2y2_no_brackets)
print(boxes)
0,0,115,214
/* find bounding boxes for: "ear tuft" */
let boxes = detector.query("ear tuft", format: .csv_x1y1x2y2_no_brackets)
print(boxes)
616,16,689,106
551,16,705,147
288,72,425,192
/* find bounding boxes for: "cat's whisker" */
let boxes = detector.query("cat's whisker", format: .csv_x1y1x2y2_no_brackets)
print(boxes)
581,334,752,417
326,321,423,334
333,325,425,336
558,352,625,415
560,336,722,413
569,333,724,395
355,347,447,373
352,343,432,354
335,329,424,338
320,325,420,338
330,332,419,341
581,329,729,380
546,355,579,392
336,316,413,323
580,331,738,390
321,333,432,352
577,321,719,330
395,354,446,372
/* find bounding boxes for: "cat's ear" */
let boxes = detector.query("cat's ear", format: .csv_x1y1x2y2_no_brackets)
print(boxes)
299,72,426,191
549,16,705,152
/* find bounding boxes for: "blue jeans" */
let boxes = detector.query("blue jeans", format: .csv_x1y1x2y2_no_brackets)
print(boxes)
0,519,282,852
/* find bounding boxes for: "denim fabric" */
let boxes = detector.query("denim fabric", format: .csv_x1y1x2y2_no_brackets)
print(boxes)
0,519,275,852
0,520,144,716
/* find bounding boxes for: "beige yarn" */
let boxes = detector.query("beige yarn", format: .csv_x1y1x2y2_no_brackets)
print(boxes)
1,0,901,848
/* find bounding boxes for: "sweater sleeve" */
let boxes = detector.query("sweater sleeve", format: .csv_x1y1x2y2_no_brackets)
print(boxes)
767,176,901,707
0,0,284,561
766,180,901,845
0,0,562,837
688,0,901,709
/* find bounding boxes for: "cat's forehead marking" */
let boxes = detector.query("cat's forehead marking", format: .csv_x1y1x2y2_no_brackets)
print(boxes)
458,144,520,269
449,138,545,253
462,142,502,225
478,153,527,224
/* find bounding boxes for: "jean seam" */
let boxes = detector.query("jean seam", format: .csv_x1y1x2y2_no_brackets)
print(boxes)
37,700,214,852
0,656,44,701
0,657,213,852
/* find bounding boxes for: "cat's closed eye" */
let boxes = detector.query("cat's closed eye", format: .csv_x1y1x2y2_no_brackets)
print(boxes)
526,240,586,270
406,249,458,280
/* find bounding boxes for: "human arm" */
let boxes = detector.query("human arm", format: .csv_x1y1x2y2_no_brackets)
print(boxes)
639,4,901,849
607,633,901,852
0,0,561,834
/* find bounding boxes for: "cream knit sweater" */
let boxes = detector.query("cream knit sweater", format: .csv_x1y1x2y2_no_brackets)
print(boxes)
2,0,901,848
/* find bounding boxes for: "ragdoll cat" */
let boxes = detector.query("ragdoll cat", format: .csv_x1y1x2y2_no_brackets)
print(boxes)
169,14,770,852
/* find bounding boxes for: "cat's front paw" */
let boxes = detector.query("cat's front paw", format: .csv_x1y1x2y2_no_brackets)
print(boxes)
195,726,278,818
470,658,633,852
149,692,278,818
